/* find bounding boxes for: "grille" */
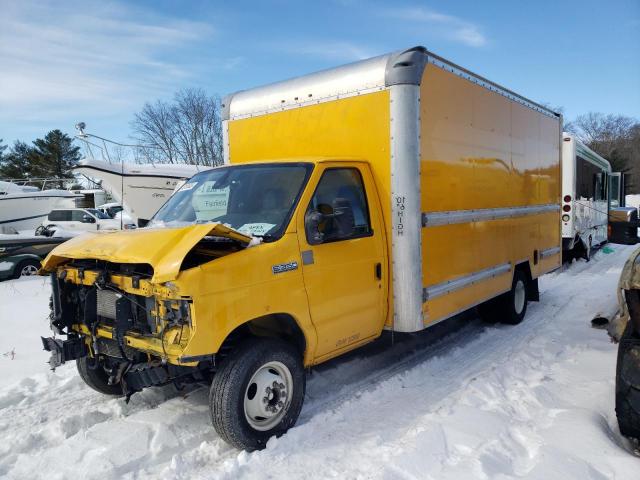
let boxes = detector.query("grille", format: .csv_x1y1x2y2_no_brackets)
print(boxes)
96,289,119,320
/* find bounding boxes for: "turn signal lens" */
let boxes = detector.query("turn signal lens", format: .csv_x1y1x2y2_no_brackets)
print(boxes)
563,195,571,203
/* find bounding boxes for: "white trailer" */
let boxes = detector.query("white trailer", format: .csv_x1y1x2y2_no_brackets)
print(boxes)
561,133,621,260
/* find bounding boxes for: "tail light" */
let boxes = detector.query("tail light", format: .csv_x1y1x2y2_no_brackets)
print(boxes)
563,205,571,212
563,195,571,203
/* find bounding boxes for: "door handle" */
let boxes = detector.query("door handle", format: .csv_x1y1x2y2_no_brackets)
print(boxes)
375,262,382,280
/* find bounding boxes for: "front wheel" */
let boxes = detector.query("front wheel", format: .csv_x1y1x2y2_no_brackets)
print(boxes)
76,356,123,396
210,338,305,451
13,258,41,279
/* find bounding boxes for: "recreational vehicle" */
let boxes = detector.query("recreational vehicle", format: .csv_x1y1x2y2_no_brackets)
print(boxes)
561,134,622,260
40,47,562,451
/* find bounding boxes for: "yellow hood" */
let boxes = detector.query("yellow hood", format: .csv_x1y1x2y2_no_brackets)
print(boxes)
40,224,252,283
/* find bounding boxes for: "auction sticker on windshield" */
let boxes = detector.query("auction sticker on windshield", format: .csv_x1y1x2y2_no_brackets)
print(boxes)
238,223,276,236
180,182,197,192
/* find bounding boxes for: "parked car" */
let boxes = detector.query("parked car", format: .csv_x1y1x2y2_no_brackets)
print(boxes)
0,253,41,280
41,208,135,233
613,247,640,444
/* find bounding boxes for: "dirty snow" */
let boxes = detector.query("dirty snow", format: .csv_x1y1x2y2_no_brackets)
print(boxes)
1,246,639,479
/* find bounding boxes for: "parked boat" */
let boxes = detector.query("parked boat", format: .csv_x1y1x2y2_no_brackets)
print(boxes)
0,180,80,234
73,159,204,225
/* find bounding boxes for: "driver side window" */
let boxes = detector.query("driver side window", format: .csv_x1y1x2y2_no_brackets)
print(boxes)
305,168,372,245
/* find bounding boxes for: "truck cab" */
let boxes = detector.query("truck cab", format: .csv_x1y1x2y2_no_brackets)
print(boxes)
41,159,387,450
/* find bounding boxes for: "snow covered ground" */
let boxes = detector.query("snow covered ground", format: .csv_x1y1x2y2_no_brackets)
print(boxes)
1,246,639,479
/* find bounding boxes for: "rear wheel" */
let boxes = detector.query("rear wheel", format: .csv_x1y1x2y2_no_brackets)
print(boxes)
76,356,123,396
209,338,305,451
479,270,528,325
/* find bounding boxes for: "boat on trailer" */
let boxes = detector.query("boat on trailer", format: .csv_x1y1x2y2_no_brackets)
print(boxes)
73,159,204,226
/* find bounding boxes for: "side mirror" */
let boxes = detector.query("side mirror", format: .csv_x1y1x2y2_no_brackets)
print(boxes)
305,209,327,245
82,214,96,224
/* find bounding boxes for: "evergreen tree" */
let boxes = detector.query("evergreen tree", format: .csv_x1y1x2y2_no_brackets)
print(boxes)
0,141,34,179
29,130,81,178
0,139,7,162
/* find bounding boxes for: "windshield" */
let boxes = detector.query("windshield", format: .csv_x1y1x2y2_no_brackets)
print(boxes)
150,163,313,239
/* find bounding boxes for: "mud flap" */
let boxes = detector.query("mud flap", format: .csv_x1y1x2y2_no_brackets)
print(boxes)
527,278,540,302
41,336,87,370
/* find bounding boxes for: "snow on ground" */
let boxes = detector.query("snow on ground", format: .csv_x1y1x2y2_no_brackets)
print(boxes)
1,246,639,479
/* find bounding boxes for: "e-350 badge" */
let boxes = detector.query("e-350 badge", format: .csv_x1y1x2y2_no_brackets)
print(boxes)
272,261,298,274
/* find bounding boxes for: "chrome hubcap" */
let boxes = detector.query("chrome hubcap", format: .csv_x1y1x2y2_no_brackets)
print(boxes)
514,279,526,314
243,361,293,431
20,265,38,276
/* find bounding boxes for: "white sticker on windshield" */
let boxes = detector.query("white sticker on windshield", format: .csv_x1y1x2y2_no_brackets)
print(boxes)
238,223,276,236
180,182,197,192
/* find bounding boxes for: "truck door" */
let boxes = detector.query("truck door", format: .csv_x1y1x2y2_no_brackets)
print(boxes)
297,163,387,359
610,172,624,208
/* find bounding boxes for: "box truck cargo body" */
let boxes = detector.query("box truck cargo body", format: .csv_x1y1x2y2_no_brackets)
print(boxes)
224,46,562,334
40,46,562,451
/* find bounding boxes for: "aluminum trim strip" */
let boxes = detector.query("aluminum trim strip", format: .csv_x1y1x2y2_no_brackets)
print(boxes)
389,84,424,333
422,204,560,227
222,120,230,165
540,246,561,259
423,263,512,302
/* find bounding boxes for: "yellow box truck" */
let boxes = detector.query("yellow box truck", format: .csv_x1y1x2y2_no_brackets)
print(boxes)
40,46,562,451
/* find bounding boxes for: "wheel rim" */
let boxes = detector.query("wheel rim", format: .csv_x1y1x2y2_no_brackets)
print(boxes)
243,361,293,431
20,264,38,276
514,279,526,315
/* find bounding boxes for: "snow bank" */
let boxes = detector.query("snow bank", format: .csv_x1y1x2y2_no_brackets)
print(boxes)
0,247,638,479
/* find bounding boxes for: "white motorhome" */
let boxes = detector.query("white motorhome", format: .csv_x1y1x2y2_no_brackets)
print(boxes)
561,133,621,260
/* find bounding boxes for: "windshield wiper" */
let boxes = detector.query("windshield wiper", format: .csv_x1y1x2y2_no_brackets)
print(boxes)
254,233,277,243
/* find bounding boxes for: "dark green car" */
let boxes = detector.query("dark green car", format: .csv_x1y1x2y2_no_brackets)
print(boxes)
0,253,42,281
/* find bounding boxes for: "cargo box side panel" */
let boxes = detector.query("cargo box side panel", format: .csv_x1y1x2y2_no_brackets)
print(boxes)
419,64,561,325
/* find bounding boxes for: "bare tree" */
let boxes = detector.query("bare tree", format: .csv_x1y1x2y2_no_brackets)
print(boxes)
568,112,640,193
131,88,224,166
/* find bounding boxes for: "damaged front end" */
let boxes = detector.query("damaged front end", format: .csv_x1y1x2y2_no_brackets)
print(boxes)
39,224,253,399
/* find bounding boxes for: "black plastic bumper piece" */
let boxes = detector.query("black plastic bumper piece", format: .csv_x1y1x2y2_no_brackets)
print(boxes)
124,363,170,392
41,336,87,369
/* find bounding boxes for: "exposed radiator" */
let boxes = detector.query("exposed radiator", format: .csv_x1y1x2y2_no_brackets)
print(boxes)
96,289,120,320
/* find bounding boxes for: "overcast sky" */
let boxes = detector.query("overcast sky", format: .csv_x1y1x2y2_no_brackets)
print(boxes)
1,0,638,147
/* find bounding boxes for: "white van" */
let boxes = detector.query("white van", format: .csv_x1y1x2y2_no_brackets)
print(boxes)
42,208,133,232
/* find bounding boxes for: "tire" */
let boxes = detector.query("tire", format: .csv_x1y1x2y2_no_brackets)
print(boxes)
616,321,640,441
13,258,41,279
76,356,123,396
489,269,528,325
210,337,305,451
